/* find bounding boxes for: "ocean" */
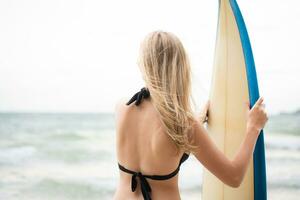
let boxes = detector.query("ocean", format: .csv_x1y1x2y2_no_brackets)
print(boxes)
0,112,299,200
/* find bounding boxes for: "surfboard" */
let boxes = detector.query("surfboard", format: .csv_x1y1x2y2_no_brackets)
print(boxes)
201,0,267,200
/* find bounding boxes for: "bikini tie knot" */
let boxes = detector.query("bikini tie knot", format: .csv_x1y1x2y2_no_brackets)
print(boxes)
126,87,150,106
131,171,152,200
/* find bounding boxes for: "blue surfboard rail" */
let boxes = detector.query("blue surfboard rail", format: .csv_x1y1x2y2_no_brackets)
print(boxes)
229,0,267,199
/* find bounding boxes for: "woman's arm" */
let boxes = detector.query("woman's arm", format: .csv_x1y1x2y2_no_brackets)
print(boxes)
191,97,268,188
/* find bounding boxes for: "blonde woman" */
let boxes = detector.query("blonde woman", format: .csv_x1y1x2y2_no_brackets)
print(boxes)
113,31,268,200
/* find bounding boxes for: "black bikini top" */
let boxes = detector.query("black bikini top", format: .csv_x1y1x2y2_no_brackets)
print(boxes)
118,87,190,200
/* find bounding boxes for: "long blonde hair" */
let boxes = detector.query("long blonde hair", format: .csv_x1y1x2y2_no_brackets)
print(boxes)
137,30,197,153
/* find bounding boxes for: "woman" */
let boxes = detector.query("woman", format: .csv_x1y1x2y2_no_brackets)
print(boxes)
113,31,268,200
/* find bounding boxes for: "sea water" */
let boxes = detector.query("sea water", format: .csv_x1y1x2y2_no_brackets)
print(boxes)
0,112,299,200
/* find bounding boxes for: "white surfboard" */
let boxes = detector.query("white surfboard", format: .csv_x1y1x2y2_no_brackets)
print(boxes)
201,0,267,200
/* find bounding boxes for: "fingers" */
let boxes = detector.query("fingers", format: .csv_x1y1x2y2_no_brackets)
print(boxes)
254,97,268,123
205,100,210,117
254,97,264,107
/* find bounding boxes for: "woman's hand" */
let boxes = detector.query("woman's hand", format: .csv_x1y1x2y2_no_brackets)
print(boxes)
246,97,268,134
199,101,209,124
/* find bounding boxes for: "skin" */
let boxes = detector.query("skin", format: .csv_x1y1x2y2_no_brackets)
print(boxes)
113,94,268,200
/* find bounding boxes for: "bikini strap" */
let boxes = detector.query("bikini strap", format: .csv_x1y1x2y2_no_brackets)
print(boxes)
126,87,150,106
118,153,189,180
118,152,189,200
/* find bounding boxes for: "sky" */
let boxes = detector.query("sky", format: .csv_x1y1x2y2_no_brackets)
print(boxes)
0,0,299,114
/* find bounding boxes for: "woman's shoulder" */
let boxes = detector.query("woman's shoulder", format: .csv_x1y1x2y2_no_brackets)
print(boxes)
115,97,130,119
114,96,137,126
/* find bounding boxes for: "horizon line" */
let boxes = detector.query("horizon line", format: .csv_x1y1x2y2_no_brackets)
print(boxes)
0,109,299,116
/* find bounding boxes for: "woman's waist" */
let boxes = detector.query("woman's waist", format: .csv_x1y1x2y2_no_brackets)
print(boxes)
115,177,181,199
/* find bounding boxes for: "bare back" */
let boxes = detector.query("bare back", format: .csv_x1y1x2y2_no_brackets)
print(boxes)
113,96,186,200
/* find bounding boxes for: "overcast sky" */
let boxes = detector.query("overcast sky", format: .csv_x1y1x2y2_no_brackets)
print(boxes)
0,0,299,114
